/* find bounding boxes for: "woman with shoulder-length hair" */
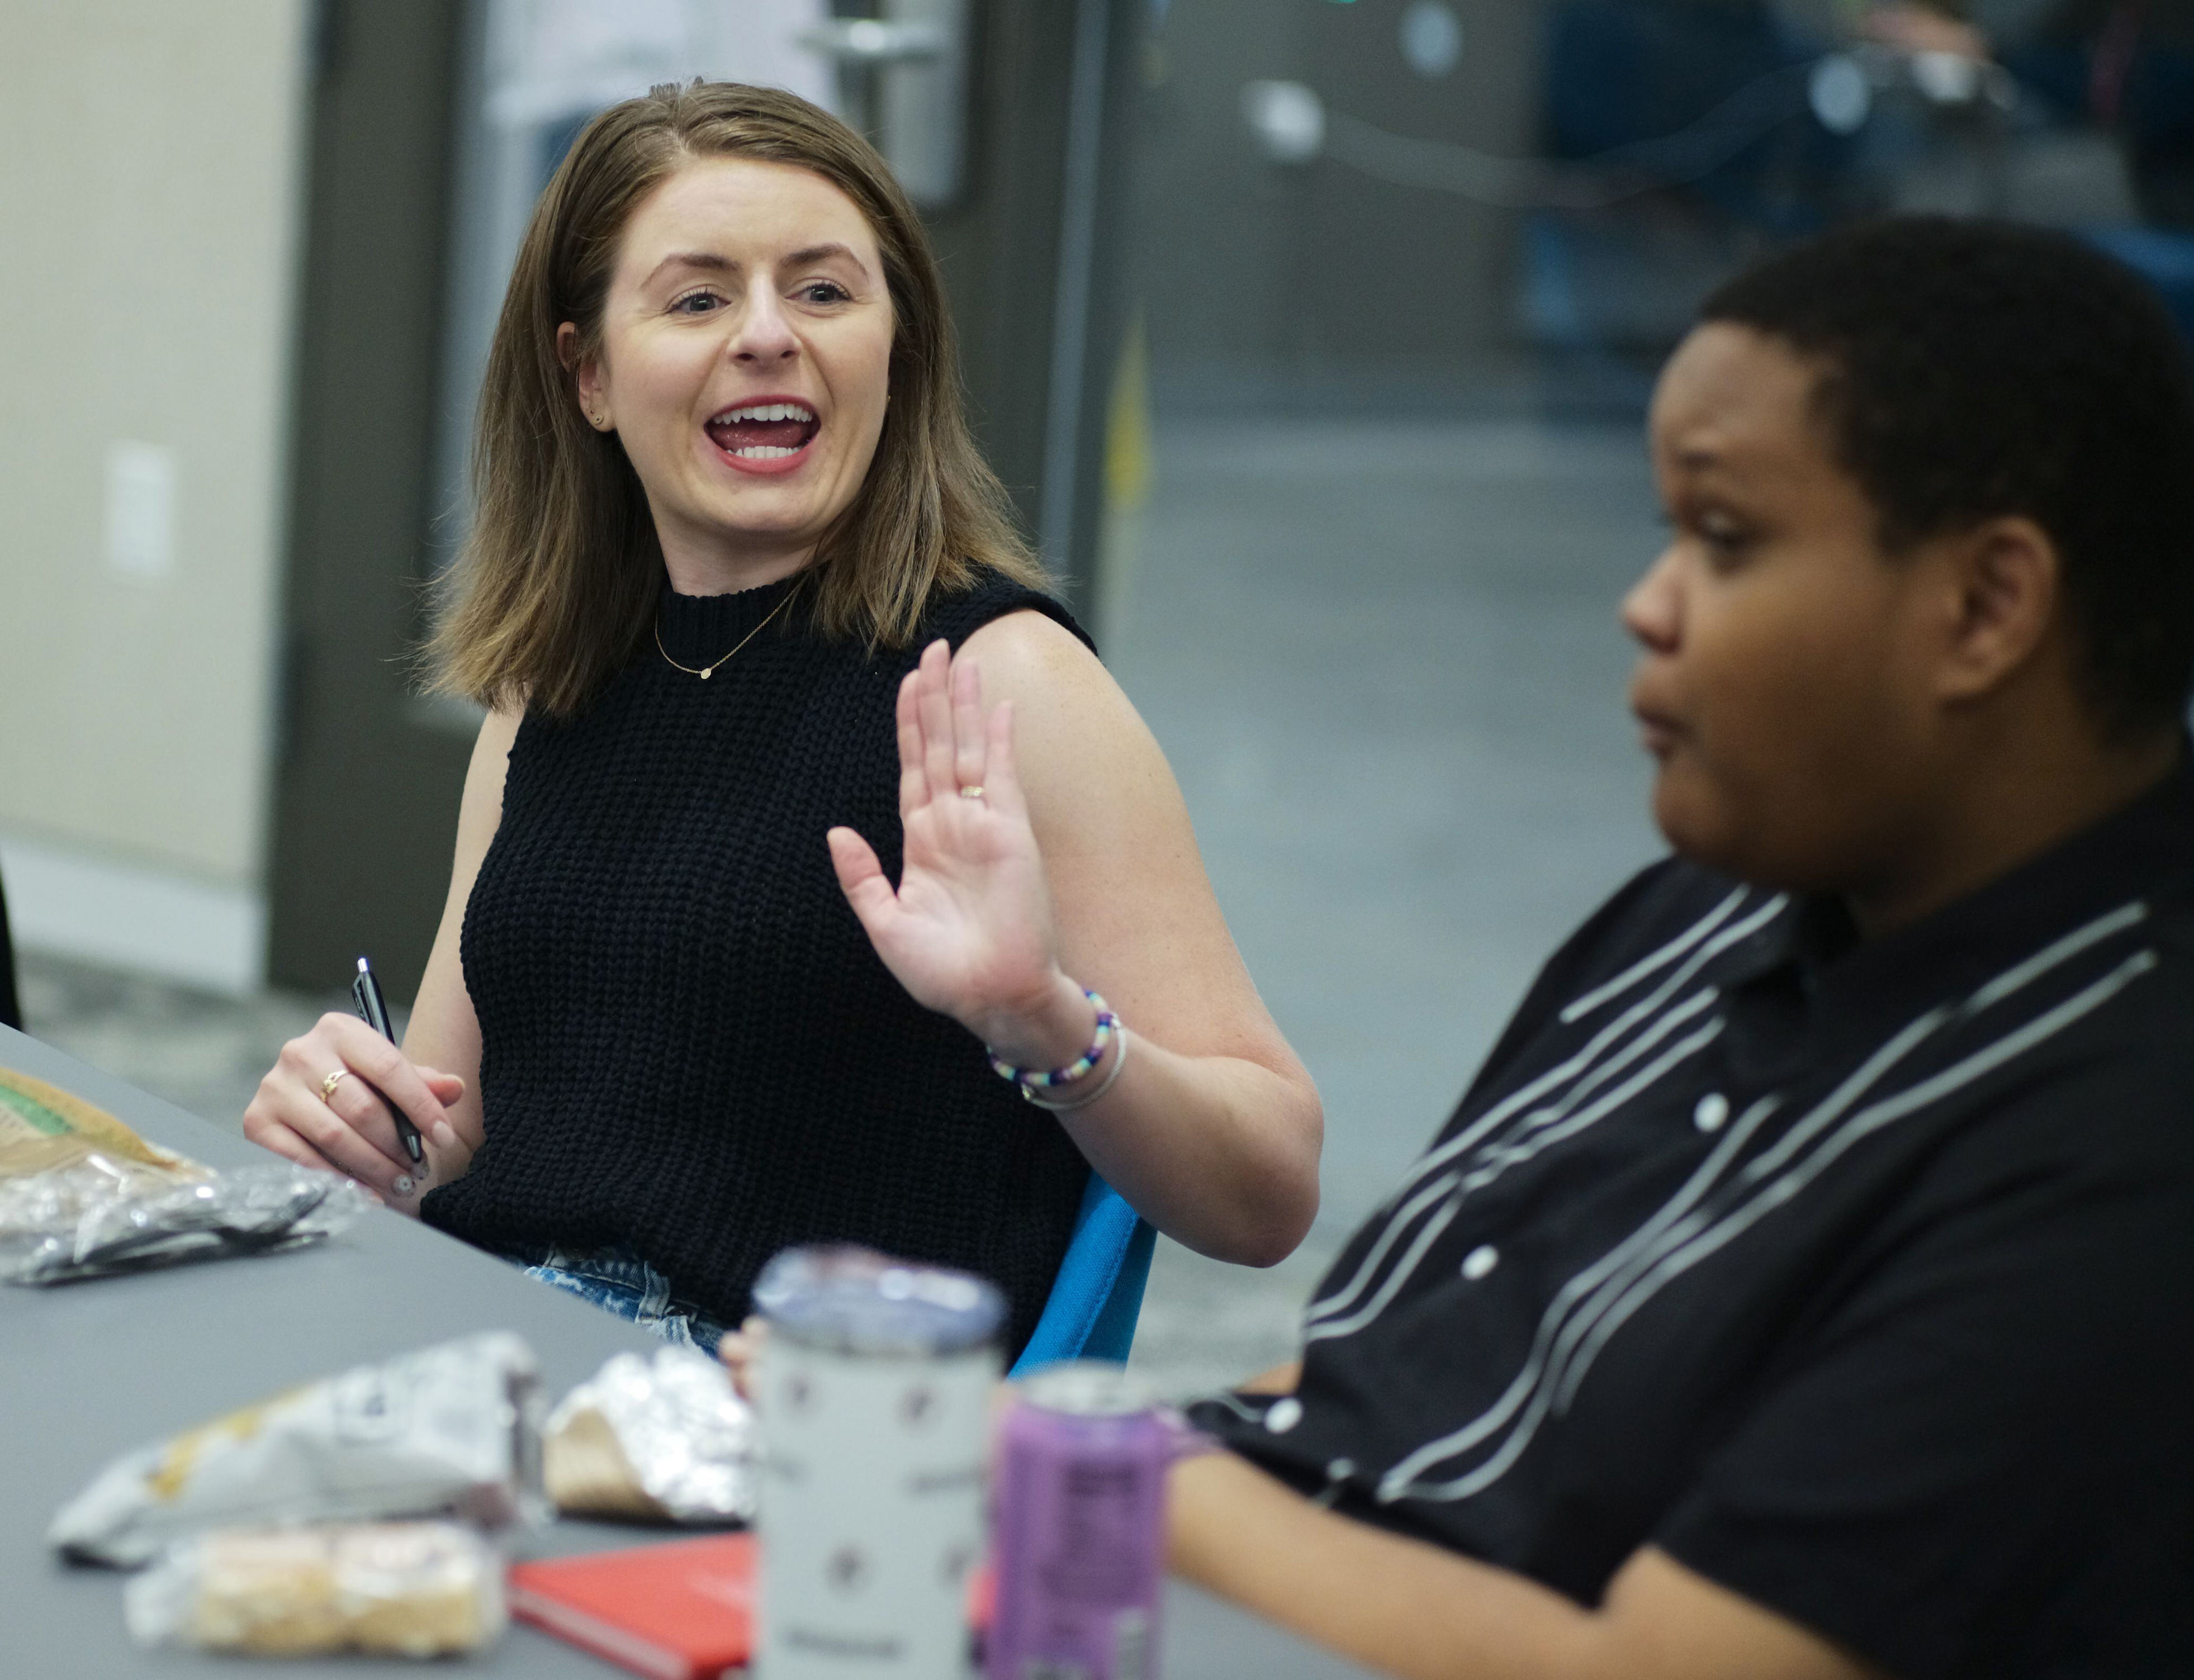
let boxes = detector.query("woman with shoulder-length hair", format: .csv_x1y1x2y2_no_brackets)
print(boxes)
244,80,1322,1358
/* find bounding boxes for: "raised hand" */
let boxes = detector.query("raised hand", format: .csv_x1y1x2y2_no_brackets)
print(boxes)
827,639,1092,1065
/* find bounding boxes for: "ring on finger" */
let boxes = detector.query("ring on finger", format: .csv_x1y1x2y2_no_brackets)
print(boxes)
320,1069,349,1104
958,784,985,800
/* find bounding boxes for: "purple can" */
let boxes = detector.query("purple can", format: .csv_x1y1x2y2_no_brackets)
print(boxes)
988,1362,1170,1680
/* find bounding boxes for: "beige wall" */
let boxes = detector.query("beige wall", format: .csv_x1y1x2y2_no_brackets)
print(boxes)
0,1,309,984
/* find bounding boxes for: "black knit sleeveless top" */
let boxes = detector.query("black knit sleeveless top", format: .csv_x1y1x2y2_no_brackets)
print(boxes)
420,571,1095,1354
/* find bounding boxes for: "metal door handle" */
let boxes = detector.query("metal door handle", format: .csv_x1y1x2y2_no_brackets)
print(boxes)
799,2,970,211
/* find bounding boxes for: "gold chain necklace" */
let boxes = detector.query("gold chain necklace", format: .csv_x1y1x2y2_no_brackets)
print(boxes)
653,586,795,680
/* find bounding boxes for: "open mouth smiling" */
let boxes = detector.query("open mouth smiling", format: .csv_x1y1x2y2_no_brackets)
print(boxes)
705,399,821,467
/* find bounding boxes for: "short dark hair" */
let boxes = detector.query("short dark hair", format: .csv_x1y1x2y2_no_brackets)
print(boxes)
1701,216,2194,739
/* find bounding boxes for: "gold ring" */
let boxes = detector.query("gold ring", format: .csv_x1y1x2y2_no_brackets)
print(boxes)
958,784,984,800
320,1069,349,1104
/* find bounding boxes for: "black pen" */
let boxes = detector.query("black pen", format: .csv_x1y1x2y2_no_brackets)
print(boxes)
352,955,425,1166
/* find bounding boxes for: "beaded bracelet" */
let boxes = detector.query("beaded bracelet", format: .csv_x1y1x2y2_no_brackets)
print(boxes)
987,988,1118,1094
1020,1024,1130,1112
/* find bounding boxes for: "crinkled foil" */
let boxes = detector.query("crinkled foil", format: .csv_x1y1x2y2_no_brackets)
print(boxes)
0,1153,369,1285
546,1346,755,1524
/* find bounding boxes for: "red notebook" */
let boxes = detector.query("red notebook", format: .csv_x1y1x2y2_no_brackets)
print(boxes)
510,1534,756,1680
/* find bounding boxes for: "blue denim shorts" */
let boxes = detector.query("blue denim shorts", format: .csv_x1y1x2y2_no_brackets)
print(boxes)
512,1242,731,1355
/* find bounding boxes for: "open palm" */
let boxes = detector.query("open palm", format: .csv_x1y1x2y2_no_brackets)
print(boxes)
828,640,1064,1045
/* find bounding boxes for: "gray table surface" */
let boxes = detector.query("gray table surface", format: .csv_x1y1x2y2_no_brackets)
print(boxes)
0,1024,1376,1679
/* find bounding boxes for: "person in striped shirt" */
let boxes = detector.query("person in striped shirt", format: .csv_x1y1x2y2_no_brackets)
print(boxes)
1158,216,2194,1680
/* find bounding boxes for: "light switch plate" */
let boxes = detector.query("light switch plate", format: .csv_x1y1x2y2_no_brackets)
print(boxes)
105,440,175,580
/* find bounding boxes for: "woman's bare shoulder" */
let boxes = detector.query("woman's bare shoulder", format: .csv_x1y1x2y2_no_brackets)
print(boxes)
958,608,1116,709
477,705,524,753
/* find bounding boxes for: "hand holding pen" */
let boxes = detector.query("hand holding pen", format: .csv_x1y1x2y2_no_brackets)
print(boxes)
241,957,466,1209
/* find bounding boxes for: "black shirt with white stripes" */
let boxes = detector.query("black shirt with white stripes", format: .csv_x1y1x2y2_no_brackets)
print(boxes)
1193,758,2194,1679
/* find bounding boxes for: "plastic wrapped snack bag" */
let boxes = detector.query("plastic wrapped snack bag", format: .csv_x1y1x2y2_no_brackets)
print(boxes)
0,1063,204,1182
544,1346,756,1524
50,1332,544,1567
124,1521,506,1658
0,1154,370,1285
0,1063,365,1284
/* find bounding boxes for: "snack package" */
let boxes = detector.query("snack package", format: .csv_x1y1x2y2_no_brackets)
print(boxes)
0,1064,203,1181
0,1063,356,1286
123,1521,507,1658
0,1154,369,1285
50,1332,544,1566
544,1346,755,1525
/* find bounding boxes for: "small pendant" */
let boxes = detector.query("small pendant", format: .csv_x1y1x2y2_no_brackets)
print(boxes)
699,667,713,680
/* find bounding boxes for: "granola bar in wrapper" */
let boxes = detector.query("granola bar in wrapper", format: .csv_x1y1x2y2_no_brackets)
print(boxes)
50,1333,544,1567
124,1522,506,1658
0,1064,203,1183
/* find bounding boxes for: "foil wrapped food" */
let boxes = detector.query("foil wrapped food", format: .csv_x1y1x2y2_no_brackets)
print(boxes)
0,1153,369,1285
50,1332,544,1566
544,1346,755,1524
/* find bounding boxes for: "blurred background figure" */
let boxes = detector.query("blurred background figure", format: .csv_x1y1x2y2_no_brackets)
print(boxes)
4,0,2187,1395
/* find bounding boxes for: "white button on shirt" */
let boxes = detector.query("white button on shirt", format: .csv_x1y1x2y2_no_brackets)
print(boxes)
1694,1092,1731,1132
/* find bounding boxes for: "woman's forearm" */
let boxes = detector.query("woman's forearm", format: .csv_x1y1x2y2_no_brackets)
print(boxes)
972,967,1319,1264
1053,1033,1320,1264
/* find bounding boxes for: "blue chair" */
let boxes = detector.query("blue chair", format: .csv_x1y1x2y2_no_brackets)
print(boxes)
1008,1174,1155,1378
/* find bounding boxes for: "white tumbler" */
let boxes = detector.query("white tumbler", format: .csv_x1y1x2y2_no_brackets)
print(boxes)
752,1246,1003,1679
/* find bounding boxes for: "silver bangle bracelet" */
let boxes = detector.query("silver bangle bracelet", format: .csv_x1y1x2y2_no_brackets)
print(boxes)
1019,1025,1130,1112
